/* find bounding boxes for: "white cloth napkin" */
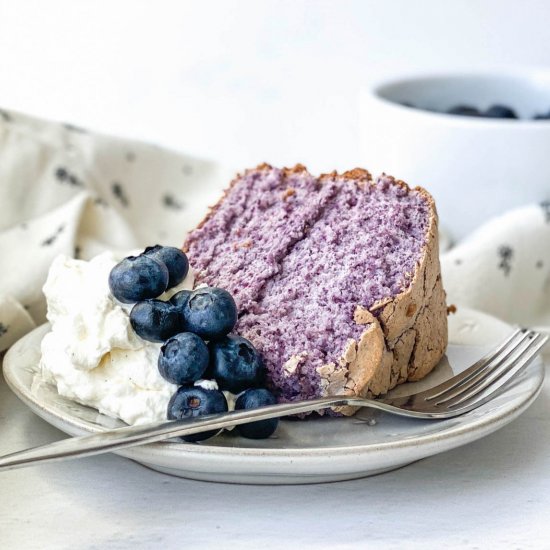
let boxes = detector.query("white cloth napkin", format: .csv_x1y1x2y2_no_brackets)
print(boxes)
441,205,550,330
1,108,549,352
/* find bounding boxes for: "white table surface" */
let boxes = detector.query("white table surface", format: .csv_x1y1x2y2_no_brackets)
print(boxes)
2,1,550,548
2,361,550,550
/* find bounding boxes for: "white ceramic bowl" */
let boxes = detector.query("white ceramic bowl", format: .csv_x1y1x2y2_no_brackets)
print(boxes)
359,70,550,240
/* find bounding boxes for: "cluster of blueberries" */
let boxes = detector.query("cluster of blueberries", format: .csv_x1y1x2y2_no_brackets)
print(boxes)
404,102,550,120
108,245,279,442
447,104,520,118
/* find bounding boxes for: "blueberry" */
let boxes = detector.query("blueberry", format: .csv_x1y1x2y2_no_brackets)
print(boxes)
446,105,480,117
167,386,228,442
158,332,209,384
109,255,169,303
533,110,550,120
170,289,192,311
182,287,237,340
484,104,517,119
235,388,279,439
207,335,264,393
130,300,182,342
144,245,189,289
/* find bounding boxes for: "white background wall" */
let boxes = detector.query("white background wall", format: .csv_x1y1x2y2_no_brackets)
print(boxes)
1,0,550,173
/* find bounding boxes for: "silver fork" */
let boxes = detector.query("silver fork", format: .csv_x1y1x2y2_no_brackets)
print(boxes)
0,328,546,472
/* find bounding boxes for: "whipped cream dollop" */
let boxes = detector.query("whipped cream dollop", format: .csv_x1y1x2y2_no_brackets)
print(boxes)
39,251,194,425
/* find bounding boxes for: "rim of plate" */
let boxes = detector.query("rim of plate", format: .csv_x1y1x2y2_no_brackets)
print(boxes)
3,323,545,459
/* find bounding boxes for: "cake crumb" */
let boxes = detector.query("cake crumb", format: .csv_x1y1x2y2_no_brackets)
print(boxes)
233,239,253,250
354,306,376,325
281,187,296,200
447,304,457,315
283,353,307,376
339,339,357,366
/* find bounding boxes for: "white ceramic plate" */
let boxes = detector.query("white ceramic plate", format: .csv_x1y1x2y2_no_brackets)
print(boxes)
3,309,545,485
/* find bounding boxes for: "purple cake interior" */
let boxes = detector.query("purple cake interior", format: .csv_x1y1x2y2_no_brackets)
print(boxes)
185,166,337,311
185,166,431,402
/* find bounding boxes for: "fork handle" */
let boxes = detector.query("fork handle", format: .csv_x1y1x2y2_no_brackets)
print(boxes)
0,396,364,472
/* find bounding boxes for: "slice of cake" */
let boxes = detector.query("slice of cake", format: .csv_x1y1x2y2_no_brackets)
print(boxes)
184,164,447,414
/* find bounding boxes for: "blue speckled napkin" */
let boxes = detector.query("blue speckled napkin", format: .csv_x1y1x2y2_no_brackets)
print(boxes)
441,204,550,331
0,109,229,351
1,108,549,352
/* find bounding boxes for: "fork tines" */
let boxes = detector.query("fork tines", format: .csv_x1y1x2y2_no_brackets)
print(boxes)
427,329,547,409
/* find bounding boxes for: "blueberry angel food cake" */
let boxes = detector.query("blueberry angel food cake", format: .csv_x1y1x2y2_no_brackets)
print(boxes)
184,164,447,415
40,164,447,442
